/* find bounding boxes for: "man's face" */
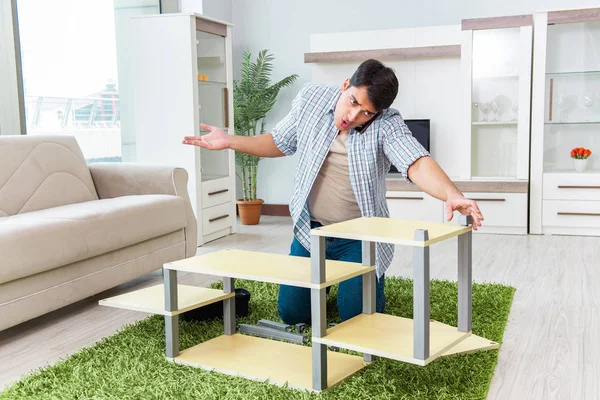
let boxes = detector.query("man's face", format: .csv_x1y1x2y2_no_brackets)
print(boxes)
334,79,378,132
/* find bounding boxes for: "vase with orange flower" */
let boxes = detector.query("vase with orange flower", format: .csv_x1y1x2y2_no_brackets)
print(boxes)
570,147,592,172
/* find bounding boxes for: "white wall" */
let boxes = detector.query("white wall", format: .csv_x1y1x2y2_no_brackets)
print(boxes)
201,0,232,23
231,0,600,204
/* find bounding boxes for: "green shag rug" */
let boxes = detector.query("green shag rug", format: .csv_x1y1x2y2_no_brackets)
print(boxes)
1,278,514,400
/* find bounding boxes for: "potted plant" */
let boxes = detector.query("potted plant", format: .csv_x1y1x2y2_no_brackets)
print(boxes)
570,147,592,172
233,49,297,224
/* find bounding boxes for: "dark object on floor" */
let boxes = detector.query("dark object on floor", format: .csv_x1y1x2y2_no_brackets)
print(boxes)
181,288,250,322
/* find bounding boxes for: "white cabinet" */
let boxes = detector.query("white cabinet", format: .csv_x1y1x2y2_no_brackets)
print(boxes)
386,191,443,223
386,179,528,235
540,173,600,236
530,8,600,235
448,192,528,235
131,13,236,246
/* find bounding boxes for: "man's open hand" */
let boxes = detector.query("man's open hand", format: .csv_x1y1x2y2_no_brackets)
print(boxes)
445,193,484,230
182,123,231,150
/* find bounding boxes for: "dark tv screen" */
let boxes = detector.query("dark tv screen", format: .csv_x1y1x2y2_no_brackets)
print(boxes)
389,119,430,174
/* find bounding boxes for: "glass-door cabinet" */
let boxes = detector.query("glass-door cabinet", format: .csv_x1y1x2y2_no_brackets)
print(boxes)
460,16,533,180
530,8,600,235
132,13,236,246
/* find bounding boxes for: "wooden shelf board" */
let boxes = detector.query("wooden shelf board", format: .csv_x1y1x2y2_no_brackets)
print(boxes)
98,284,233,316
165,250,375,289
548,8,600,24
310,217,471,247
386,179,529,193
441,333,500,357
171,334,367,392
461,14,533,30
304,45,460,63
313,313,470,366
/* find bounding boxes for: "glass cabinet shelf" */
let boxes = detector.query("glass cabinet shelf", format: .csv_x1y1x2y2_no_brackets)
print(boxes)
474,75,519,80
198,80,227,86
472,121,518,126
545,121,600,125
546,70,600,77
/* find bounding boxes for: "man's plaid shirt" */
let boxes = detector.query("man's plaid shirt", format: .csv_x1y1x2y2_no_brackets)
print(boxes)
272,84,429,277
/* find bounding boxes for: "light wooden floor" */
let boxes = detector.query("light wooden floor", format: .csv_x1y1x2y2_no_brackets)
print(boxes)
1,216,598,399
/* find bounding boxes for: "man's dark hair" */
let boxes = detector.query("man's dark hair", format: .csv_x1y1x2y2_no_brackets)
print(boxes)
349,59,398,111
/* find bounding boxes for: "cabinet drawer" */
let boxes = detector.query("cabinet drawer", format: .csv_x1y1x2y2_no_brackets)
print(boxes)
543,173,600,200
386,191,442,222
202,202,233,236
458,192,527,227
202,177,232,209
543,200,600,228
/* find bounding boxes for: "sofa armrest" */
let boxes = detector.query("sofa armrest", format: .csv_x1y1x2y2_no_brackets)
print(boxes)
89,162,197,257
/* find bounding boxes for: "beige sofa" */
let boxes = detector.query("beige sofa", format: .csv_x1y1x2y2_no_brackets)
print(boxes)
0,135,197,331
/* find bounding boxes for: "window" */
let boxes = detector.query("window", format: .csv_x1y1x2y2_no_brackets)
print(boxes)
17,0,123,162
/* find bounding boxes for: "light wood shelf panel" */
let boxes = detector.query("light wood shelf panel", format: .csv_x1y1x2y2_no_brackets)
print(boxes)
98,284,233,316
441,333,500,357
304,45,460,63
171,334,366,392
386,179,529,193
312,313,470,366
310,217,471,247
313,313,470,366
164,250,374,289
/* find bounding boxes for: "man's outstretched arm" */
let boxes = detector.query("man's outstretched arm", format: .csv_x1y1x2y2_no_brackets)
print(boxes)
407,156,484,229
183,123,285,158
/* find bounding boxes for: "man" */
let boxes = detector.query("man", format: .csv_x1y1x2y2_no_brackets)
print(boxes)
183,59,483,325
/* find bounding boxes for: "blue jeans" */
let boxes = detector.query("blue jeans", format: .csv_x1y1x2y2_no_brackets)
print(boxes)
277,222,386,325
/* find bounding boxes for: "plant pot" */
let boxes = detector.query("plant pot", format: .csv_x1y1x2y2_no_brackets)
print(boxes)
236,199,264,225
573,158,588,173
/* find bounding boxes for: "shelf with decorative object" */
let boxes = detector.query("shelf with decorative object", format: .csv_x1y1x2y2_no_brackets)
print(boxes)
529,8,600,235
131,13,236,246
461,15,533,181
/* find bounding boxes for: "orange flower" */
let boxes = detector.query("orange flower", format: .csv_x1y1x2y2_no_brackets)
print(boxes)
571,147,593,159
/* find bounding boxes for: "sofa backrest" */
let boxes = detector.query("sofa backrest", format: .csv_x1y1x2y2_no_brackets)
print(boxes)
0,135,99,216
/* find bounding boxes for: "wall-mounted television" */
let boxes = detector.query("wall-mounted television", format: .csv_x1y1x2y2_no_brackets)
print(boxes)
388,119,430,174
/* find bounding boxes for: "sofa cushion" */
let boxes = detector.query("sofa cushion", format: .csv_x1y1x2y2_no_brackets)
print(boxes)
0,195,188,284
0,135,98,216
